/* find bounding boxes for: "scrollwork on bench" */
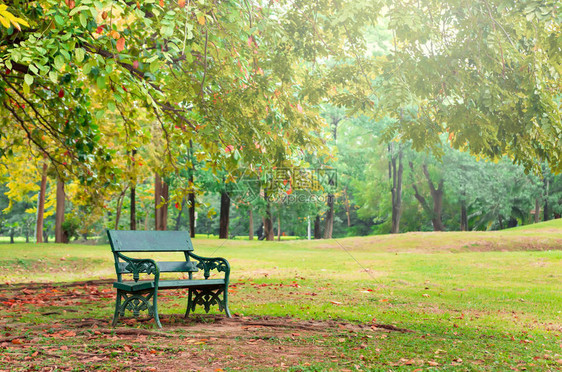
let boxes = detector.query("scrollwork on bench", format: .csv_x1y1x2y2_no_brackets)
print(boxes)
116,253,159,283
188,252,230,280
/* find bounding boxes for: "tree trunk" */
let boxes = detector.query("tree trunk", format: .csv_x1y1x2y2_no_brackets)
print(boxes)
43,230,49,243
314,215,321,239
390,144,404,233
130,149,137,230
543,177,550,221
188,140,196,237
343,188,351,227
460,201,468,231
534,197,540,223
430,188,445,231
323,194,334,239
264,197,274,241
219,191,230,239
155,173,162,230
36,161,48,243
130,187,136,230
160,181,169,230
323,169,337,239
9,228,15,244
188,183,196,238
55,179,65,243
155,175,168,230
410,162,445,231
248,207,254,240
114,188,128,230
277,210,281,241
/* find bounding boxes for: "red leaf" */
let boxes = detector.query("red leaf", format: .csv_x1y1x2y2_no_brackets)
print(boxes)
116,37,125,52
58,89,64,98
133,60,139,69
225,145,234,153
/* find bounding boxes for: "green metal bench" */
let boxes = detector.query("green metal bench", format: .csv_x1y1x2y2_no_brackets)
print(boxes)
107,230,231,328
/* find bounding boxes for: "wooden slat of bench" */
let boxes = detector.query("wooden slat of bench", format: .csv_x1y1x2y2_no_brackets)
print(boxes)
117,261,199,274
108,230,194,252
113,279,226,292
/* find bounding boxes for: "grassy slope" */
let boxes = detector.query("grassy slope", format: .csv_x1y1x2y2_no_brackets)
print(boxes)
1,220,561,370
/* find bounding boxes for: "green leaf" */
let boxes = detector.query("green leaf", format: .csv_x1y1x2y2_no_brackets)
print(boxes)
54,15,64,25
160,25,173,37
75,47,85,63
149,60,160,73
69,5,89,16
54,55,65,70
96,76,106,89
60,49,70,60
79,12,87,28
48,70,58,83
82,61,93,75
24,74,33,86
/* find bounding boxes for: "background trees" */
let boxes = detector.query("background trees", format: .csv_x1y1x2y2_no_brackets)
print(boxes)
0,0,560,241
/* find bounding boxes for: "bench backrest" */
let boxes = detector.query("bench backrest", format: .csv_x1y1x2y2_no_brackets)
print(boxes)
107,230,194,252
107,230,198,277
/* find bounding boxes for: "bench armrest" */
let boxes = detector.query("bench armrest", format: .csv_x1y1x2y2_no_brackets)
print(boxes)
115,252,160,283
187,252,230,281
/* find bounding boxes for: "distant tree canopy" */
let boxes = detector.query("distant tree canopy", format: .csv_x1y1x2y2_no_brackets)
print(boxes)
376,0,561,173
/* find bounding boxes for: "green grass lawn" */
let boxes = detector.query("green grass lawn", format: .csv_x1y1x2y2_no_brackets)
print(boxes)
0,220,561,370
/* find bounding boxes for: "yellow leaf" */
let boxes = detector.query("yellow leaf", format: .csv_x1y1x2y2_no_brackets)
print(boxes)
0,15,10,29
197,15,205,25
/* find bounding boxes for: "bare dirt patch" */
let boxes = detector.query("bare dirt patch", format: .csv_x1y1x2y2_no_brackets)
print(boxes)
1,279,408,371
1,313,401,371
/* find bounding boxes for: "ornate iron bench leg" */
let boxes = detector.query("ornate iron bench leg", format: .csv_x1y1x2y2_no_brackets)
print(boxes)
112,290,122,327
152,289,162,328
185,288,194,318
223,286,232,318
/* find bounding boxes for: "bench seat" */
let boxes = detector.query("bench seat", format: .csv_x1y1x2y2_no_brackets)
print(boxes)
113,279,226,292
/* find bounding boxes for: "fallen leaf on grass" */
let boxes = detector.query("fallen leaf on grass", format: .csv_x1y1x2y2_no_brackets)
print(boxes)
427,360,440,366
330,301,342,305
